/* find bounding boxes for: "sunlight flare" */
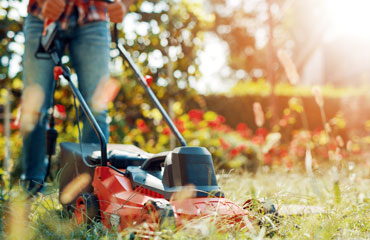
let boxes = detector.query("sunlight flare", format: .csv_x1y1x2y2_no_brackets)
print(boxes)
326,0,370,38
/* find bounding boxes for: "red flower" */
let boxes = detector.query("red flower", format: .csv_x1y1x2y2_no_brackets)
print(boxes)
236,123,247,132
10,120,20,130
219,138,230,150
206,114,226,131
279,149,288,158
264,153,273,165
208,120,220,129
328,142,337,151
162,127,171,136
136,119,149,133
236,123,251,138
188,109,204,123
217,115,225,124
255,127,268,139
229,147,240,158
175,119,185,133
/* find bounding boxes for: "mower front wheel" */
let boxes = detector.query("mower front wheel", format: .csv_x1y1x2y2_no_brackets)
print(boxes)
74,193,100,225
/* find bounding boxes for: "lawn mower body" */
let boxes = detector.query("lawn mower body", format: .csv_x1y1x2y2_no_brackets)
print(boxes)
60,142,247,230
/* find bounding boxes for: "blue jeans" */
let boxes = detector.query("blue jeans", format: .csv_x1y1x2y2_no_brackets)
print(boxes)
22,13,110,183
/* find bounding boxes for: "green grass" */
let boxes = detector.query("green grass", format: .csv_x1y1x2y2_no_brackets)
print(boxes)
219,166,370,239
1,166,370,239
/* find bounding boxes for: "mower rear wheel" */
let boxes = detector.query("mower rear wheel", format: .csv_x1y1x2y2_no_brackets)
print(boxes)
140,200,176,230
74,193,100,224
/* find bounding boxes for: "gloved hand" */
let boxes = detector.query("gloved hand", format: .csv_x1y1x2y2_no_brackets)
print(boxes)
41,0,66,21
107,0,127,23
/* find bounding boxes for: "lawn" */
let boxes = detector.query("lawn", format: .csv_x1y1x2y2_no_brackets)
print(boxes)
1,165,369,239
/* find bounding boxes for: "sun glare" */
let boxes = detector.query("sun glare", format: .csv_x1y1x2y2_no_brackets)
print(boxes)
326,0,370,39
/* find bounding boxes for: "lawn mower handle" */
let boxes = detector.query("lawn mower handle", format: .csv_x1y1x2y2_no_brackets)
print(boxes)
57,65,109,165
108,2,186,146
116,43,187,147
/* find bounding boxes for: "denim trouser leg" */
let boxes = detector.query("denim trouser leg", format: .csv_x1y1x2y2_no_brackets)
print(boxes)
22,15,57,183
22,15,110,182
69,21,110,143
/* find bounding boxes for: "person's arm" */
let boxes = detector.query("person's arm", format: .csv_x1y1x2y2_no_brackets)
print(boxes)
107,0,134,23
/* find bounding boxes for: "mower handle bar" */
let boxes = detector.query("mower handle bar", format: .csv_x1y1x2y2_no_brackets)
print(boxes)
117,43,187,147
104,0,187,146
100,0,187,147
59,65,109,165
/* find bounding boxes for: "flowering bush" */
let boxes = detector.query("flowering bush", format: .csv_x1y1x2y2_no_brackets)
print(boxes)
117,105,290,173
2,80,370,177
110,93,370,173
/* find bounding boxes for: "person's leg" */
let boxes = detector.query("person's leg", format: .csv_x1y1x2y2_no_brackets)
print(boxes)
69,21,111,143
22,15,56,189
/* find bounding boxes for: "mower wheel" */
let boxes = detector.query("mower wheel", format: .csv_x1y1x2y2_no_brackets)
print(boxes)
74,193,100,224
140,200,176,230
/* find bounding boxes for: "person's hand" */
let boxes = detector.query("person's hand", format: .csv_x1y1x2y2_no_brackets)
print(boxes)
107,0,127,23
41,0,66,21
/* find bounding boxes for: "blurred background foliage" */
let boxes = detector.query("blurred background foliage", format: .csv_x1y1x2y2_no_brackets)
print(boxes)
1,0,370,180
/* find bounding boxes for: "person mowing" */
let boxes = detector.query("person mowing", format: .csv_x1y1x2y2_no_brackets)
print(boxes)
21,0,133,194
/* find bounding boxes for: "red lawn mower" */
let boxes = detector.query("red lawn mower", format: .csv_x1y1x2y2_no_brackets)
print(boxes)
37,9,277,234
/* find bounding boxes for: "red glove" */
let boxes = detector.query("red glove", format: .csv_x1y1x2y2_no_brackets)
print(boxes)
41,0,66,21
107,0,127,23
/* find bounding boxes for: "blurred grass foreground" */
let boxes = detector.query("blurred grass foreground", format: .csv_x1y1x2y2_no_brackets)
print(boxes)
1,0,370,239
1,169,370,239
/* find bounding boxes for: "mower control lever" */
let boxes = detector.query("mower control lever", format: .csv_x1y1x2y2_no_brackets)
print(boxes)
41,22,58,51
35,22,60,60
